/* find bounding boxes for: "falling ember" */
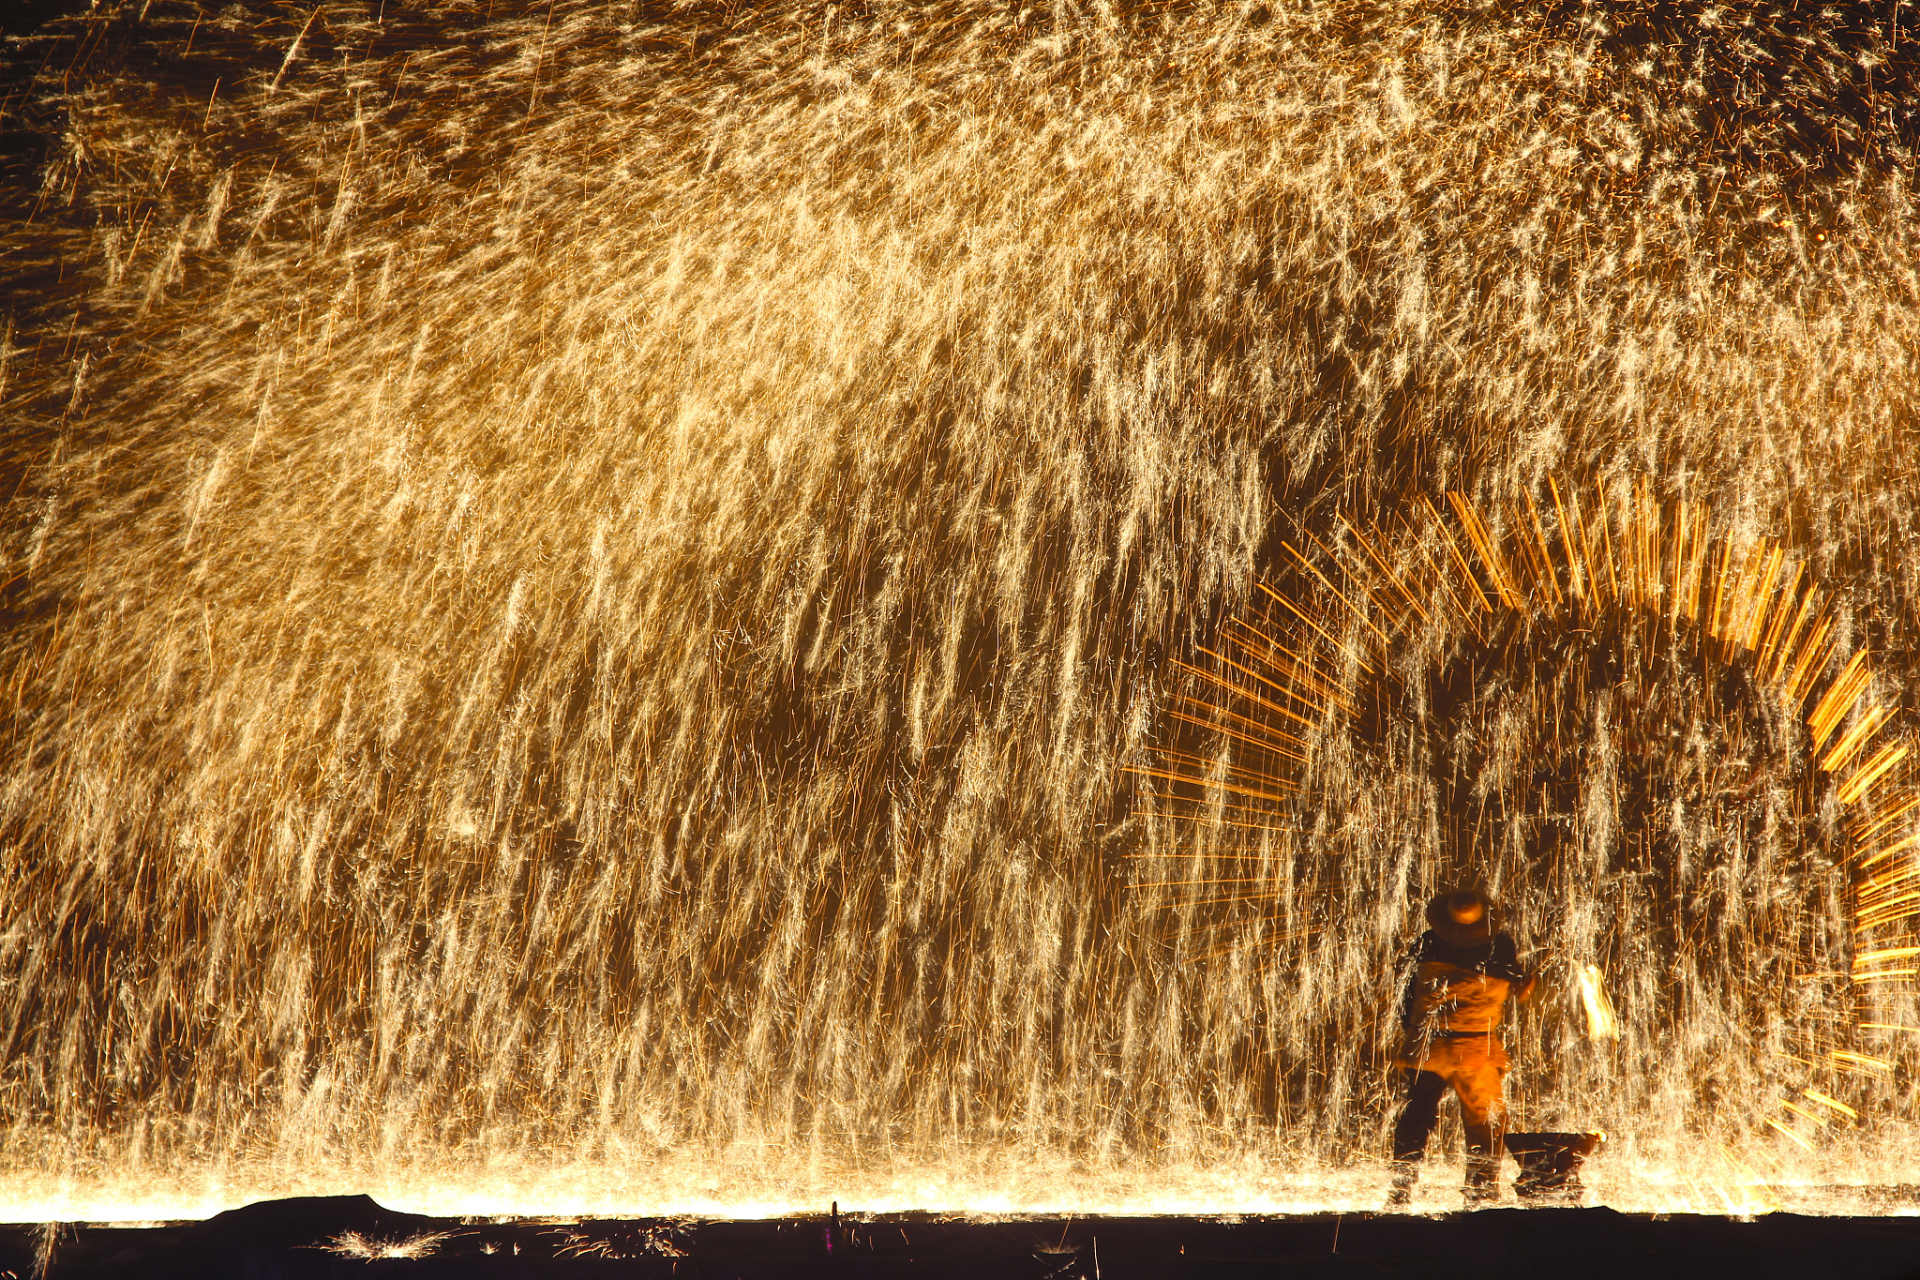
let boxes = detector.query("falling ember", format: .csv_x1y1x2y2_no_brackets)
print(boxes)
1578,966,1621,1042
3,0,1920,1220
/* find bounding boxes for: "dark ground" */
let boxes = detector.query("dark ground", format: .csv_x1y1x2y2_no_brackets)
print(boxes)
5,1196,1920,1280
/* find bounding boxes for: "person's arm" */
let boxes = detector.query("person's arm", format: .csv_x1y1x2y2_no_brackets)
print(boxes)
1396,935,1429,1031
1490,933,1537,1000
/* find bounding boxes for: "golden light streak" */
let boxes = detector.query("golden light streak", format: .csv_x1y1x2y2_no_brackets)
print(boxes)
1181,656,1321,732
1220,619,1359,709
1853,795,1920,845
1838,743,1911,806
1856,835,1920,872
1783,615,1836,708
1254,583,1376,678
1820,706,1892,775
1165,706,1309,765
1756,563,1804,677
1767,583,1821,686
1170,692,1312,755
1280,541,1394,654
1521,490,1563,610
1422,494,1494,614
1448,491,1524,610
1802,1089,1859,1120
1763,1117,1817,1151
1123,766,1295,805
1853,947,1920,967
1547,477,1589,605
1339,515,1432,626
1808,651,1873,751
1779,1100,1827,1129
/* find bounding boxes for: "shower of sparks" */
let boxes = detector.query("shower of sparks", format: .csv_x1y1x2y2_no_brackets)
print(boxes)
1134,484,1919,1175
2,0,1919,1217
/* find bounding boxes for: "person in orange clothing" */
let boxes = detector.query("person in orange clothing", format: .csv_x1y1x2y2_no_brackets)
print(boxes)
1386,888,1537,1205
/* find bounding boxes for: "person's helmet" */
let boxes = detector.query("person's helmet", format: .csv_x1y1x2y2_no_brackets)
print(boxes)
1425,887,1494,946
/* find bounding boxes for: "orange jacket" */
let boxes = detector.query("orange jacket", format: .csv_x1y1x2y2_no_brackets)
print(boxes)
1398,930,1531,1038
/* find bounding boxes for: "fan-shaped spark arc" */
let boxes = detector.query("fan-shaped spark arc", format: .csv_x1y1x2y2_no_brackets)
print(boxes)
1135,482,1920,1158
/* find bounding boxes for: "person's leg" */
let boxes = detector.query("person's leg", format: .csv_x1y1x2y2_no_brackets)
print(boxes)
1387,1069,1448,1204
1453,1048,1510,1202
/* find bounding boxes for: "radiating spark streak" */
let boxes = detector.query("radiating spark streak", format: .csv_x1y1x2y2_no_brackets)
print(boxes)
1718,537,1759,648
1593,492,1623,605
1419,495,1494,614
1828,1051,1895,1075
1756,562,1803,676
1179,656,1320,732
1855,899,1920,931
1279,540,1394,654
1254,582,1376,678
1809,651,1874,751
1218,620,1358,710
1768,582,1822,685
1165,705,1308,764
1762,1117,1817,1151
1855,834,1920,871
1857,866,1920,900
1706,538,1734,641
1819,705,1892,775
1853,795,1920,845
1783,614,1836,708
1520,490,1563,610
1339,515,1431,625
1745,547,1786,654
1779,1100,1827,1129
1447,492,1524,610
1547,477,1588,606
1123,767,1294,805
1803,1089,1858,1120
1170,692,1312,755
1399,510,1487,640
1148,746,1298,792
1683,505,1712,624
1838,743,1911,806
1853,947,1920,967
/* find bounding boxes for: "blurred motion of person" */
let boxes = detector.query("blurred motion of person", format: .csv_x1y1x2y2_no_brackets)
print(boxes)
1386,888,1537,1206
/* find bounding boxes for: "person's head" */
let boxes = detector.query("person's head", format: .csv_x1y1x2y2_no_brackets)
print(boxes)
1425,887,1494,946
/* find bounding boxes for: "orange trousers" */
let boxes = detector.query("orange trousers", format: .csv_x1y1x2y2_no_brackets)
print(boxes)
1391,1033,1509,1173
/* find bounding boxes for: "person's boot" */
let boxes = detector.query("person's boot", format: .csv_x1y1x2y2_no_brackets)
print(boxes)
1463,1148,1500,1205
1386,1160,1419,1207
